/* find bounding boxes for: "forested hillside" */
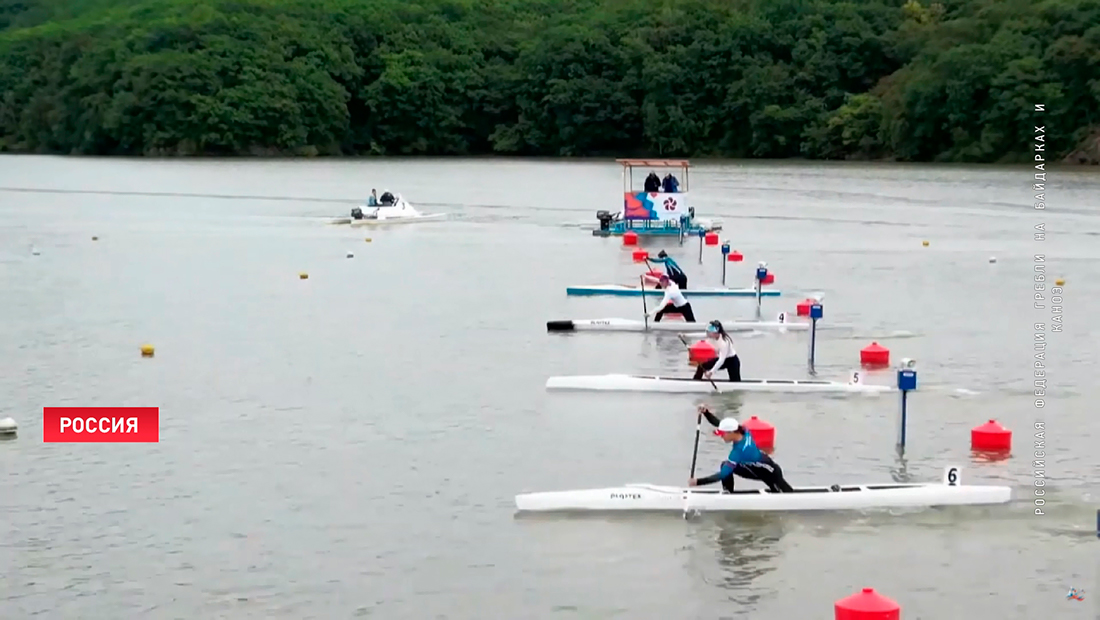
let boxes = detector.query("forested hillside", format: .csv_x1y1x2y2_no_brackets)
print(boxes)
1,0,1097,161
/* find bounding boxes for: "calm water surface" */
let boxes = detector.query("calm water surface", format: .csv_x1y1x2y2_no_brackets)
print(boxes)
1,156,1099,619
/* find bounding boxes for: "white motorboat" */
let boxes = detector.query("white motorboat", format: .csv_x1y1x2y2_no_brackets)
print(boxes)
334,191,447,226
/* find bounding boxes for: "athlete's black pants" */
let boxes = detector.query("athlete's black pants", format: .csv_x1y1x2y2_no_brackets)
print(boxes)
694,354,741,381
721,455,794,493
654,302,695,322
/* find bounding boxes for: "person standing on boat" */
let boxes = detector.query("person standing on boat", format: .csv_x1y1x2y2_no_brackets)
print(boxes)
694,320,740,381
661,173,679,193
644,172,661,192
647,274,696,322
690,405,794,493
367,189,378,206
647,250,688,289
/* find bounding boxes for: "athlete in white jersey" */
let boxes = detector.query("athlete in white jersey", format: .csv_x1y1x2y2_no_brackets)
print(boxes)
646,274,696,322
694,320,741,381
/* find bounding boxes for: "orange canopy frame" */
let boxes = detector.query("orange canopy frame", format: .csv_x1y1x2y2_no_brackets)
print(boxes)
615,159,691,168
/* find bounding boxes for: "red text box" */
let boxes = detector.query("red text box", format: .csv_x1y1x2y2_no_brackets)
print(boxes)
43,407,159,442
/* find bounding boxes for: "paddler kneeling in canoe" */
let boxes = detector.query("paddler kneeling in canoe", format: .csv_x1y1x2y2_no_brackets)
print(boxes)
646,250,688,289
689,405,794,493
695,320,740,381
645,274,696,322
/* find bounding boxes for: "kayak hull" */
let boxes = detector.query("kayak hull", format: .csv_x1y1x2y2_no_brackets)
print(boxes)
545,374,889,394
566,285,781,298
515,482,1012,512
547,318,808,333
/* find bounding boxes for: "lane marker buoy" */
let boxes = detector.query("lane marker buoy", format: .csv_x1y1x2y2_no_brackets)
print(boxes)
742,416,775,451
299,272,309,279
140,344,155,358
835,587,900,619
971,419,1012,454
860,342,890,367
0,417,17,437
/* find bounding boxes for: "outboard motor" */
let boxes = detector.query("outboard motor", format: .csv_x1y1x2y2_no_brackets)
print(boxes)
350,207,364,220
596,210,613,231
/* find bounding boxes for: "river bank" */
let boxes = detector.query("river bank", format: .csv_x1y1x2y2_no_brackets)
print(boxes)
2,0,1097,163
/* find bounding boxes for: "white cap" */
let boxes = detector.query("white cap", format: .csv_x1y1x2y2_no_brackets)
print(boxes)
714,418,741,435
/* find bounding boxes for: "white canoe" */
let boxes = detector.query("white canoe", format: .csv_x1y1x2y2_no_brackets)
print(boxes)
516,467,1012,512
544,373,889,394
546,315,807,333
566,284,780,298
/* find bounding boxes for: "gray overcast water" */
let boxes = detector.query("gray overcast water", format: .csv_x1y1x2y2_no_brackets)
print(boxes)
1,156,1098,619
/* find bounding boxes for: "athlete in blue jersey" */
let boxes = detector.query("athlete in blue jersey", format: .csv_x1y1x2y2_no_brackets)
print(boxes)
647,250,688,289
689,405,794,493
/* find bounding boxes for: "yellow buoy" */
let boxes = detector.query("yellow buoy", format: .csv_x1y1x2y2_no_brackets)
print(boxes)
364,237,372,243
1055,278,1065,286
299,272,309,280
922,240,929,247
140,344,155,357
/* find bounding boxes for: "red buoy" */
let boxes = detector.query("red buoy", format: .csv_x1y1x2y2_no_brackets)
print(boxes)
688,340,716,365
704,232,719,246
971,419,1012,452
632,249,649,262
795,298,816,317
741,416,775,450
761,273,775,285
860,342,890,367
835,588,900,620
623,231,638,246
727,250,743,262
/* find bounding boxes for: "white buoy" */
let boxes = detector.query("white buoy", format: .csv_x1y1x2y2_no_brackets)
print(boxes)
346,251,354,258
31,245,40,256
989,257,997,263
0,417,17,436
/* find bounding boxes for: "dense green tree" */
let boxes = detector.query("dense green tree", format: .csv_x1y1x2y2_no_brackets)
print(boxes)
0,0,1096,161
